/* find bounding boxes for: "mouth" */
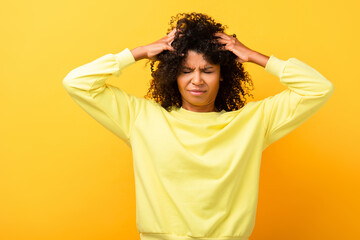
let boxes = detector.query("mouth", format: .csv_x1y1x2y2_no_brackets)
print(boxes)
188,90,206,96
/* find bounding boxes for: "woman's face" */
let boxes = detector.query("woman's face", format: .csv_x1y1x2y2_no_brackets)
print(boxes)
177,50,223,112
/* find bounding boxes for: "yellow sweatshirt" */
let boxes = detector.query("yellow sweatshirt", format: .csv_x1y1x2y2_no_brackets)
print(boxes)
63,48,334,240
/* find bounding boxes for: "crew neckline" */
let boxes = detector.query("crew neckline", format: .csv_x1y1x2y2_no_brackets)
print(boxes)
176,106,226,118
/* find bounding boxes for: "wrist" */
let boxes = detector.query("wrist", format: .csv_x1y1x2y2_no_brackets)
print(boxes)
248,50,269,68
130,46,147,61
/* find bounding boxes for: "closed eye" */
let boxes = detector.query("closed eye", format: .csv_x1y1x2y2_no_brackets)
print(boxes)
182,71,213,74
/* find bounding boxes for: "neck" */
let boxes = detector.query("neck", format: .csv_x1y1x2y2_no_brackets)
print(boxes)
181,104,218,113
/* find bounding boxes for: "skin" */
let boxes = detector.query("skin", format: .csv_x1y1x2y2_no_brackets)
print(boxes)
130,29,270,112
177,50,223,112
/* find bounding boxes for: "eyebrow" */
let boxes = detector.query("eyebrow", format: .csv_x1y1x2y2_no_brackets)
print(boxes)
182,66,214,70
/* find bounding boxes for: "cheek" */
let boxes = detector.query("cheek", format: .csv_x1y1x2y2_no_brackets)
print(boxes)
209,77,221,88
177,78,187,90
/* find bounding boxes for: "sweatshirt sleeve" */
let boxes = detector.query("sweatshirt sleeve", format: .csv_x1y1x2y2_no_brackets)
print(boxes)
261,55,335,151
62,48,143,147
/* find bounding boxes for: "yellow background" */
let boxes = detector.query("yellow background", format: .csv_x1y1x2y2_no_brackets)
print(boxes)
1,0,359,239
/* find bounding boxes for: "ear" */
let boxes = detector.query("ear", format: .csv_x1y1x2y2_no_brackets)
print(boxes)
220,77,223,82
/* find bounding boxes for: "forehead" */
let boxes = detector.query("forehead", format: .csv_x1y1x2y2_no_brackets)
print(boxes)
181,50,216,67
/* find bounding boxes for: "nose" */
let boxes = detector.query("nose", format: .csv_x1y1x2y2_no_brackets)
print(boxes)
191,71,204,85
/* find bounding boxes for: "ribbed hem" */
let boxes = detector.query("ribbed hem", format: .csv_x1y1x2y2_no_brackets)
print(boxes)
140,233,249,240
264,55,287,78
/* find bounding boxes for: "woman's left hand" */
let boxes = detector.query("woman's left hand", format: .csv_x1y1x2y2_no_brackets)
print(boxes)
214,32,254,63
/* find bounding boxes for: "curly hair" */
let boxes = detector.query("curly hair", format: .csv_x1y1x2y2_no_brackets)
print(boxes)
144,12,254,112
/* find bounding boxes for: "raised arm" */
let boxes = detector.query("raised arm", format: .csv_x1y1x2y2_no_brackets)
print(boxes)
63,30,179,146
62,48,142,146
260,55,335,150
213,32,335,150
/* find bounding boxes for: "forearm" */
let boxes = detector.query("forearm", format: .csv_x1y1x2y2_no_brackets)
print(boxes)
130,46,147,61
248,50,270,68
63,49,135,93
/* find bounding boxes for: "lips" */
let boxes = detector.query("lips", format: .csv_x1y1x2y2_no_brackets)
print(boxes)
188,89,206,92
188,90,206,96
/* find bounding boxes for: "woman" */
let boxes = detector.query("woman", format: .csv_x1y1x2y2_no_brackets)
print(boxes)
63,12,334,240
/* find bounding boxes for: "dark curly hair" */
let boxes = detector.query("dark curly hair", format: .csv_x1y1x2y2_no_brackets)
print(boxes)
144,12,254,112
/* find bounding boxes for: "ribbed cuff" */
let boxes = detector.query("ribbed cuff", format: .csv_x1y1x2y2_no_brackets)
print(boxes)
114,48,136,70
264,55,287,78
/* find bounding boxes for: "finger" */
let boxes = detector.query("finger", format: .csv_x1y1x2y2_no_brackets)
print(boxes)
214,32,228,39
214,34,226,41
166,45,175,51
168,28,176,36
215,37,227,43
161,34,174,44
168,35,175,45
216,33,232,40
215,39,229,47
168,29,175,35
164,42,175,50
162,30,175,41
213,33,223,39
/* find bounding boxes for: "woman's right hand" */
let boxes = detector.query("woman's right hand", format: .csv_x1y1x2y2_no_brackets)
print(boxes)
131,29,177,61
